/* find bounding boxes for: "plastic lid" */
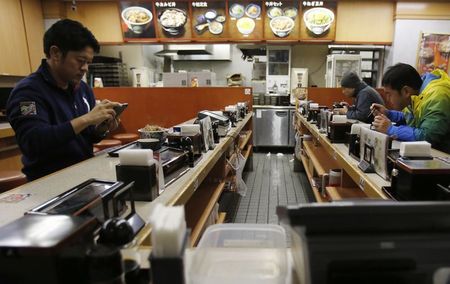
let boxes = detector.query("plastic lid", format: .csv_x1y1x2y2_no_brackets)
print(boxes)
197,224,287,249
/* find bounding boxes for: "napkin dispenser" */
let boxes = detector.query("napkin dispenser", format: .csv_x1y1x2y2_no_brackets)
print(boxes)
327,122,353,143
388,158,450,201
116,163,158,201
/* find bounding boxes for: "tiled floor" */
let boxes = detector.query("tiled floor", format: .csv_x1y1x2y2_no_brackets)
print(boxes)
233,152,313,224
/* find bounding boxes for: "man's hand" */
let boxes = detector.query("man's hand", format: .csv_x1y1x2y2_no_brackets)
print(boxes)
372,114,392,134
371,103,388,117
71,99,120,135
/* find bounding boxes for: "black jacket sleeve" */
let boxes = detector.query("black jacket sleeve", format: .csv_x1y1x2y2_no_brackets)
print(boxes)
6,86,76,157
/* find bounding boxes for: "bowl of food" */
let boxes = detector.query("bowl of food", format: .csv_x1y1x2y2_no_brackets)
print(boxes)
138,125,168,148
438,40,450,59
270,16,294,38
121,6,153,34
215,15,226,23
159,8,187,36
236,17,255,35
205,9,217,21
303,7,334,35
245,4,261,19
209,21,223,35
137,138,161,150
267,7,283,19
229,3,245,19
283,7,298,19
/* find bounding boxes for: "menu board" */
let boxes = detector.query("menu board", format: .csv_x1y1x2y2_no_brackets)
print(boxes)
154,1,192,39
191,0,229,40
300,0,337,41
227,1,264,41
119,1,157,42
417,33,450,75
264,1,300,41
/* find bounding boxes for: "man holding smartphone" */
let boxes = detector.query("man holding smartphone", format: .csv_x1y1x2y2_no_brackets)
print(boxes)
7,19,121,181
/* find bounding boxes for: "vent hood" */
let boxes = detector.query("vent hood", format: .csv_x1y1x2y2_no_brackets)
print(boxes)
155,44,213,56
155,44,231,61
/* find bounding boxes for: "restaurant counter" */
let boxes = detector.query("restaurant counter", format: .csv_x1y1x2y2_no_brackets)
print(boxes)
295,112,450,202
0,113,253,246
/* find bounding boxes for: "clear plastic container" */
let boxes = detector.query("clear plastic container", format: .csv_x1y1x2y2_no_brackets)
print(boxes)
190,224,287,284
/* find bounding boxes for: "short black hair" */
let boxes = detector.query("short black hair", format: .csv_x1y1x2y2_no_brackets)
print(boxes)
44,19,100,58
382,63,422,93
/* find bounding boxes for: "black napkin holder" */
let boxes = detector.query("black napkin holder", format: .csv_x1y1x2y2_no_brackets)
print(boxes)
328,122,353,143
116,164,158,202
149,231,189,284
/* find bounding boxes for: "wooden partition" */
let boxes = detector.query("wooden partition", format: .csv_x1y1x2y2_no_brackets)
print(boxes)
94,87,253,134
307,87,389,109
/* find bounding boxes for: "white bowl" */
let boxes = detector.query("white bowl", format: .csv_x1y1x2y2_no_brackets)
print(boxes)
303,7,334,35
121,6,153,34
236,17,255,35
270,16,294,38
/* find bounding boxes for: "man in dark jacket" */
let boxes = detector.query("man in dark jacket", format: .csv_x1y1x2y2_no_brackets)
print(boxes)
7,19,120,181
339,72,385,123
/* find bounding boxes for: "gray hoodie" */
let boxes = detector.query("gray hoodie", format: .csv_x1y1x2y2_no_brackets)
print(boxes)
347,82,385,123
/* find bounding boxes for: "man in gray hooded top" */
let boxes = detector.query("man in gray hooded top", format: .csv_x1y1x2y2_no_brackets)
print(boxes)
339,72,385,123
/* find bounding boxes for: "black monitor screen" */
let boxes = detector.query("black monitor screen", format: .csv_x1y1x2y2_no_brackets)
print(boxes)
279,201,450,284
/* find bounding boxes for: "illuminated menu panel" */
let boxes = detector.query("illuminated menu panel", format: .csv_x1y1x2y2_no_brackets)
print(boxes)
300,0,337,41
119,1,157,42
191,0,229,40
155,0,192,40
264,0,300,41
227,0,264,41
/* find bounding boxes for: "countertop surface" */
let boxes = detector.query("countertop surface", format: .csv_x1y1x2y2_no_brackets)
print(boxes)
0,114,252,232
0,122,14,139
253,105,295,109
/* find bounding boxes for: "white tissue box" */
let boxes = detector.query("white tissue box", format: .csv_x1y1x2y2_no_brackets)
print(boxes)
399,141,432,157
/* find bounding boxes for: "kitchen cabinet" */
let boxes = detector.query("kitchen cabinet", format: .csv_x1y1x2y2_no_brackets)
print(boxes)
0,0,32,76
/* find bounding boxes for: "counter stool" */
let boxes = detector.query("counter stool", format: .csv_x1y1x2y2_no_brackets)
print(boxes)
93,139,122,151
112,133,139,145
0,170,27,193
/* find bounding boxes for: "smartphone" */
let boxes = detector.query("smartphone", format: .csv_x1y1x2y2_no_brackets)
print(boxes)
114,103,128,118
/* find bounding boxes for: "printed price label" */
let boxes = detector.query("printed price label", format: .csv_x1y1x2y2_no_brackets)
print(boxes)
302,1,324,7
156,2,176,8
192,2,208,8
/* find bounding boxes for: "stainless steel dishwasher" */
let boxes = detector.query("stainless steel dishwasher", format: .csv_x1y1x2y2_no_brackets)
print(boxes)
253,107,290,146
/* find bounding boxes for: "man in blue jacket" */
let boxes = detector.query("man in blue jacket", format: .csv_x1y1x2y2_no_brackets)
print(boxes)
7,19,120,181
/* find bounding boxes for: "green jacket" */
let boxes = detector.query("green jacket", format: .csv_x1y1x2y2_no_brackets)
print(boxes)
388,69,450,153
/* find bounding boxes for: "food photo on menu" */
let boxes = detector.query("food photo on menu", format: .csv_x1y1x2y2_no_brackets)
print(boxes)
155,1,190,38
229,1,262,38
266,3,298,38
119,1,156,41
417,33,450,74
300,1,337,41
192,1,227,37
